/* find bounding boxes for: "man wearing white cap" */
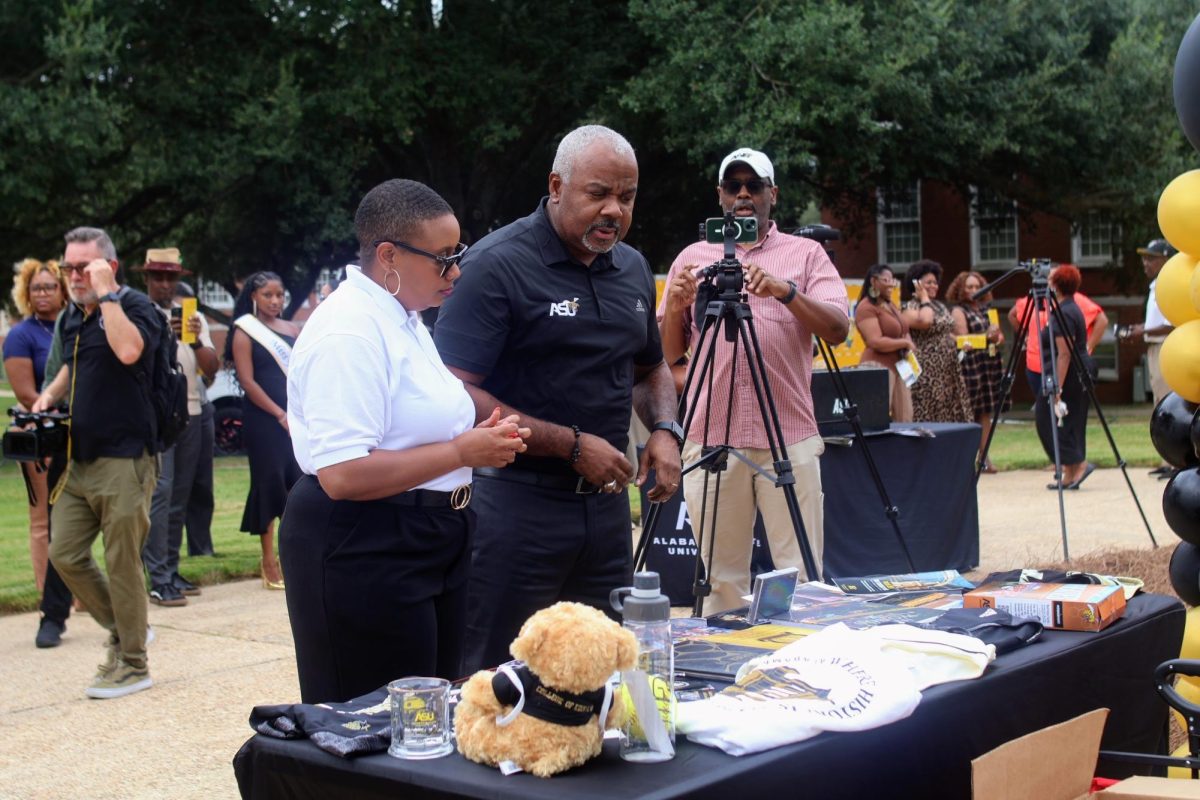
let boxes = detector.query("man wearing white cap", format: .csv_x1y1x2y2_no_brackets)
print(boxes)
657,148,849,613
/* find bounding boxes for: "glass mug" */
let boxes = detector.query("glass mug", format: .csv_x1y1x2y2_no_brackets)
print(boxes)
387,677,454,759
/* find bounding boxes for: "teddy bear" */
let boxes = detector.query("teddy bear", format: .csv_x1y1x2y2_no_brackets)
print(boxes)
454,601,638,777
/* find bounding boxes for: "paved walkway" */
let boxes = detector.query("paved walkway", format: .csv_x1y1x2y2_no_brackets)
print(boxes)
0,467,1175,799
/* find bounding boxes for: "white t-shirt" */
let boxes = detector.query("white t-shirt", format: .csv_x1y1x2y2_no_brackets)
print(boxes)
1145,279,1169,344
287,264,475,491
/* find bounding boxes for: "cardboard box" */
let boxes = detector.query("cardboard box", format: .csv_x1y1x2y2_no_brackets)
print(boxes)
973,709,1109,800
963,582,1126,631
973,709,1200,800
1100,776,1200,798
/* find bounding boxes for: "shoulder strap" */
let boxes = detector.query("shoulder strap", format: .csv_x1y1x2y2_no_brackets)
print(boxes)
233,314,292,376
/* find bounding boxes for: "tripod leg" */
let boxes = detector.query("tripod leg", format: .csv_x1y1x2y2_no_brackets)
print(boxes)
976,294,1038,484
1045,294,1158,548
815,338,916,573
737,315,821,581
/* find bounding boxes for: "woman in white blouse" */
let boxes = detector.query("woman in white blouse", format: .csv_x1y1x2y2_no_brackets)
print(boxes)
280,179,529,703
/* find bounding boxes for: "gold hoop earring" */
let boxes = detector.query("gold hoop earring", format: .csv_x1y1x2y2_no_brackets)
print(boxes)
383,268,402,297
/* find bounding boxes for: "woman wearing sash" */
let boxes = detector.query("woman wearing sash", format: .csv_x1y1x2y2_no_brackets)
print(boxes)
225,271,301,589
280,179,529,703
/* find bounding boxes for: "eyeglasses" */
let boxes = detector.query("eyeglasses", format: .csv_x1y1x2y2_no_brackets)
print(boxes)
375,240,468,277
60,262,91,276
29,284,60,294
719,178,770,195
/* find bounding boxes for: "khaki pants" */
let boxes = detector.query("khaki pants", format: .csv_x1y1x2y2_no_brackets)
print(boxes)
682,436,825,615
1148,342,1168,407
49,454,158,669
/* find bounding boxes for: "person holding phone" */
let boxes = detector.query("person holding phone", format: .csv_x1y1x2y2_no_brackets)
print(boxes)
900,260,971,423
137,249,218,606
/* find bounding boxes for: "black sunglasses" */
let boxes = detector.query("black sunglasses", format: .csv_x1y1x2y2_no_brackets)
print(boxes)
59,262,92,276
375,240,468,277
719,178,770,195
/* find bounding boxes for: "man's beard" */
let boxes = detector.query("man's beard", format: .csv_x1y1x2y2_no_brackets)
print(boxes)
582,220,622,255
69,286,97,305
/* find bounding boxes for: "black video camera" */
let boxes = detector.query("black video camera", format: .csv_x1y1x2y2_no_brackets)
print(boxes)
3,408,70,462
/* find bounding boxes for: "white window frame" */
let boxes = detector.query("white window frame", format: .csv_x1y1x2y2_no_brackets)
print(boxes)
969,186,1019,270
876,181,922,268
1071,210,1119,268
198,279,234,309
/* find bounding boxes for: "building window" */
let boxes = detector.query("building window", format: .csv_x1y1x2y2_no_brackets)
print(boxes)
1091,313,1118,381
877,182,921,267
1072,210,1119,268
970,186,1018,268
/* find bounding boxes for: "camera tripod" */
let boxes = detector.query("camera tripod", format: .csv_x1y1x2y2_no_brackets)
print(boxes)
633,214,914,616
974,260,1156,559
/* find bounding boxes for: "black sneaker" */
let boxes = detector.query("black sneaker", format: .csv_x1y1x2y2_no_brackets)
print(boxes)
149,583,188,607
1150,466,1172,477
35,618,64,648
172,572,201,597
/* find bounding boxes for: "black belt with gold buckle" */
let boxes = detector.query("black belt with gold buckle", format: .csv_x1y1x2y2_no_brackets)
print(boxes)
382,485,472,510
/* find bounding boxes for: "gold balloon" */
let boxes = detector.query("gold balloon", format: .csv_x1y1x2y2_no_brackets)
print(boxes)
1160,252,1200,326
1159,170,1200,256
1183,606,1200,660
1161,320,1200,403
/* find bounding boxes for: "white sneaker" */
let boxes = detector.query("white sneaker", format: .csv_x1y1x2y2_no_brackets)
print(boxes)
85,658,152,699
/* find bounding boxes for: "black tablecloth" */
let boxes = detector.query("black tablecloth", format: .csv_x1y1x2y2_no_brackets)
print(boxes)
642,422,980,602
822,422,980,577
234,593,1183,800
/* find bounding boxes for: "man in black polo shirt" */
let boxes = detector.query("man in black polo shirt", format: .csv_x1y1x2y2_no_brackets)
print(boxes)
35,226,161,699
434,125,682,672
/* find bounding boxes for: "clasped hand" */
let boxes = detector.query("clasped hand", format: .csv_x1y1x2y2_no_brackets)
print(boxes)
455,407,530,469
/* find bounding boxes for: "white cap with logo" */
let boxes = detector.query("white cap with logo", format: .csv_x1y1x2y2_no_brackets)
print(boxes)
718,148,775,184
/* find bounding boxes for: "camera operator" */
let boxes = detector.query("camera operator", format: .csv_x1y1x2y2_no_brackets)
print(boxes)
33,226,161,699
4,258,76,648
657,148,848,614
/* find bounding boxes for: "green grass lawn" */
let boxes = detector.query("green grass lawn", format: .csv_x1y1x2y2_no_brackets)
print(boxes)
0,401,1166,615
0,456,261,614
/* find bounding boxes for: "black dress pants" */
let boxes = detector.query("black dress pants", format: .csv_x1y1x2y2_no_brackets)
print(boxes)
462,473,633,675
41,452,73,625
1035,367,1090,466
279,475,473,704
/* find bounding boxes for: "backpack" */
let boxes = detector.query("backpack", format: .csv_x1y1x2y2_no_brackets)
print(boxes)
148,310,191,452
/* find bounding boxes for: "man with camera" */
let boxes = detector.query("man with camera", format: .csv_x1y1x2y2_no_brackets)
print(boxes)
657,148,849,614
138,248,218,606
33,226,162,699
434,125,681,673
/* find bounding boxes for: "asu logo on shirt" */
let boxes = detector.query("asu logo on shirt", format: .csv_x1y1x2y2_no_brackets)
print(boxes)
549,297,580,317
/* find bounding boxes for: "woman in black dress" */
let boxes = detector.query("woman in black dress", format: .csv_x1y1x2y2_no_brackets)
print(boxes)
1034,264,1095,490
225,272,301,588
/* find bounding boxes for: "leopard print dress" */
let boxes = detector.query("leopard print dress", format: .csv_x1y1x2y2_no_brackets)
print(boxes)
904,299,972,423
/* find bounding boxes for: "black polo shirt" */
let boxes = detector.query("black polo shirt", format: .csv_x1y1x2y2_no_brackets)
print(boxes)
61,288,161,461
434,198,663,476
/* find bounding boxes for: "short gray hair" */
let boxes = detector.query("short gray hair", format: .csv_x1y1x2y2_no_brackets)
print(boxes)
64,226,117,261
552,125,636,184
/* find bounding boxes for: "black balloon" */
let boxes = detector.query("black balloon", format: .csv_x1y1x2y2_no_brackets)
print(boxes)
1176,13,1200,154
1151,393,1200,469
1165,467,1200,546
1191,407,1200,461
1171,541,1200,605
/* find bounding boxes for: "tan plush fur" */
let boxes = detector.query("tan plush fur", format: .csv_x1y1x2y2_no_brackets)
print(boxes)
454,602,638,777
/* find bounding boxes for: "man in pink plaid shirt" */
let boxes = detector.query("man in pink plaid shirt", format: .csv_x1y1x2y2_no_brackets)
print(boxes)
656,148,849,614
